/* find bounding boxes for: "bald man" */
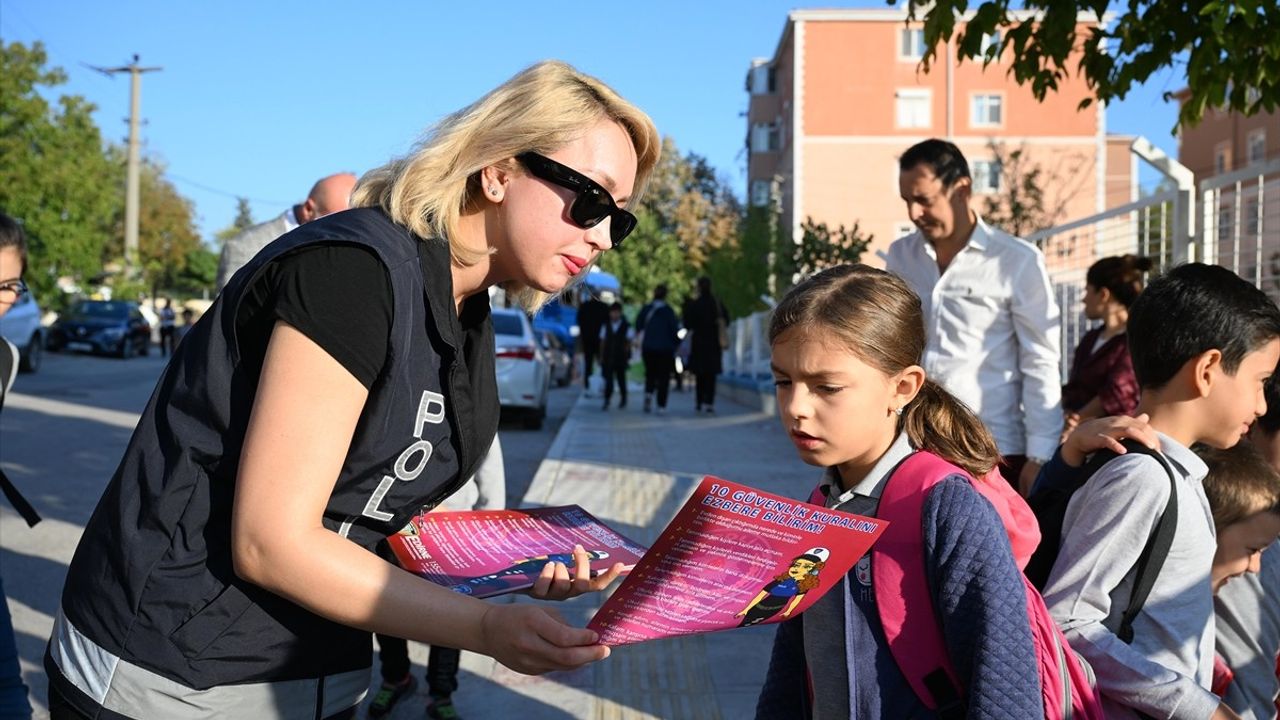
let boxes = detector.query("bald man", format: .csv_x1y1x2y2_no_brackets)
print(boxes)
215,173,357,292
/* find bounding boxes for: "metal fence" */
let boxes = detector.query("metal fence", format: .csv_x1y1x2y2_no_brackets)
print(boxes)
1028,191,1183,383
1200,157,1280,304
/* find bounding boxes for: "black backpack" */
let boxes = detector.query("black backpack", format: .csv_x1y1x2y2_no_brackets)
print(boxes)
1024,439,1178,644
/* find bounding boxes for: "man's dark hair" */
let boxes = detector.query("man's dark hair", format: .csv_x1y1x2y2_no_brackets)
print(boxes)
653,284,668,300
697,276,712,295
898,139,971,189
609,301,623,312
1128,263,1280,390
0,212,28,273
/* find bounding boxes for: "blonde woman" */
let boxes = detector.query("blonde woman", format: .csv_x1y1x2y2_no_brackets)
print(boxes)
47,61,659,720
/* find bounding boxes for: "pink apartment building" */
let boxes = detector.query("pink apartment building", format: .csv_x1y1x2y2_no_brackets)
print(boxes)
746,8,1135,265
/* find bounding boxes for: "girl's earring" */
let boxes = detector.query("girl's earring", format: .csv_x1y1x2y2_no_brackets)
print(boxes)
894,406,904,417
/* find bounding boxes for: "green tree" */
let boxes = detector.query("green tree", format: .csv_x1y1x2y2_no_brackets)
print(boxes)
598,212,691,307
599,136,740,308
216,197,254,245
105,148,203,297
0,41,117,305
905,0,1280,129
782,217,873,288
174,245,218,297
704,205,779,318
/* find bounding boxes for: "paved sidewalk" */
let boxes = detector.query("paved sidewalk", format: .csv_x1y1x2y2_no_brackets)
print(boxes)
372,383,812,720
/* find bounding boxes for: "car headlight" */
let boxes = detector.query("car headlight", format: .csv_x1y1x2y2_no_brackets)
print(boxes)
569,326,580,337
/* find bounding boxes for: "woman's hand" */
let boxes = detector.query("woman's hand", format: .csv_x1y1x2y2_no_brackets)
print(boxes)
529,544,626,600
478,603,609,674
1060,413,1158,467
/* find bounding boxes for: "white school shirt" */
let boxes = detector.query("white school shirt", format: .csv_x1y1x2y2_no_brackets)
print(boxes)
885,215,1063,459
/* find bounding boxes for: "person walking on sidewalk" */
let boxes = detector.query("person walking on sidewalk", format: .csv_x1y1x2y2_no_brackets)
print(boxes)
636,284,680,414
576,291,609,395
684,276,728,415
45,61,659,720
370,439,506,720
157,298,177,357
600,301,632,410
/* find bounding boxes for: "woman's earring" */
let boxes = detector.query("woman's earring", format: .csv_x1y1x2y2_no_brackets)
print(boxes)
894,406,904,416
489,187,499,196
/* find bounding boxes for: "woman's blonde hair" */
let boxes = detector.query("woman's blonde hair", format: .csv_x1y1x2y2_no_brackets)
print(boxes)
767,264,1000,478
352,60,660,311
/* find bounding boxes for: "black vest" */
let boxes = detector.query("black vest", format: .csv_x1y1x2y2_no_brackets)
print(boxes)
59,208,498,690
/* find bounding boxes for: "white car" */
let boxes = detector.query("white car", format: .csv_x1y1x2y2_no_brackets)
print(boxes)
492,307,551,429
0,288,46,373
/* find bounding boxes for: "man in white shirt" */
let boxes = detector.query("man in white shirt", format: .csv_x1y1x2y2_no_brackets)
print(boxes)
886,139,1062,495
215,172,357,292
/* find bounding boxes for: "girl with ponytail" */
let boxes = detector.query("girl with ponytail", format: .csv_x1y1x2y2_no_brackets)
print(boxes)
755,264,1067,718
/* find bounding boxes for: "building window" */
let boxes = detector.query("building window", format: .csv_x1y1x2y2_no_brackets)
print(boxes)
972,160,1002,193
971,94,1003,127
900,28,926,60
749,64,776,95
1218,206,1234,243
1215,142,1231,175
1248,129,1267,165
896,89,931,129
750,180,772,207
1246,197,1261,236
751,123,780,153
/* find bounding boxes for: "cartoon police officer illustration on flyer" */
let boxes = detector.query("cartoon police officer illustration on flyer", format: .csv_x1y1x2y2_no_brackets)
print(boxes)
735,547,830,627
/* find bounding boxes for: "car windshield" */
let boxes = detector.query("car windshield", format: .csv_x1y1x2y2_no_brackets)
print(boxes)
492,314,525,337
73,302,130,320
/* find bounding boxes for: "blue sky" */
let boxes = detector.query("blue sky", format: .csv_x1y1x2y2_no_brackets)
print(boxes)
1,0,1184,244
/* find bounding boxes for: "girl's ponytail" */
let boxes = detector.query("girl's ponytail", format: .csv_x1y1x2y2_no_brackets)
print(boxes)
901,379,999,478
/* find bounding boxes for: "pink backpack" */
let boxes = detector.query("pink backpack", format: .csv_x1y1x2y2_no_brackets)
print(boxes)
809,451,1103,719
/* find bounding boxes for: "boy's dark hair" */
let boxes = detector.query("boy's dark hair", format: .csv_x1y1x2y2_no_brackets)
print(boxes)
652,284,668,300
1127,263,1280,390
1197,442,1280,530
609,301,623,312
898,139,971,190
0,212,28,273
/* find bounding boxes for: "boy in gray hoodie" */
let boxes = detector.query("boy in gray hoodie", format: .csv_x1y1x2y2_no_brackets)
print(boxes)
1043,263,1280,720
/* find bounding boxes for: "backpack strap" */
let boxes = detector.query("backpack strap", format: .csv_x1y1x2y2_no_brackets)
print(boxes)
871,451,967,713
1116,447,1179,644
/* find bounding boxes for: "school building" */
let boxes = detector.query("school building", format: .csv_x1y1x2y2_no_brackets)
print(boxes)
745,8,1136,265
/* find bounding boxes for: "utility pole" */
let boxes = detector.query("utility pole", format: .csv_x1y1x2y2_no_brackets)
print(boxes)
89,55,162,278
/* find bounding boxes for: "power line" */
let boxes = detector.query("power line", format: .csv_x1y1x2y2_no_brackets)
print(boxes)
163,173,293,207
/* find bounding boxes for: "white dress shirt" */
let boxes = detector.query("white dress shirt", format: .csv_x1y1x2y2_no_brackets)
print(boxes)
885,215,1063,459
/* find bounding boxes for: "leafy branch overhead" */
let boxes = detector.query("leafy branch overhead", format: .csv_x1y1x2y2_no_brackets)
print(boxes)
903,0,1280,130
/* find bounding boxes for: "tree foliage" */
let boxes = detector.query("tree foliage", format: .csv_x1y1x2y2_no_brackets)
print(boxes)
905,0,1280,129
598,136,740,310
216,197,255,245
0,41,118,303
704,205,779,318
783,217,873,286
980,141,1086,238
102,150,203,296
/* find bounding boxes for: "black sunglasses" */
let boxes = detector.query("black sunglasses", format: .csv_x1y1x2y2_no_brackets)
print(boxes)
516,152,637,249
